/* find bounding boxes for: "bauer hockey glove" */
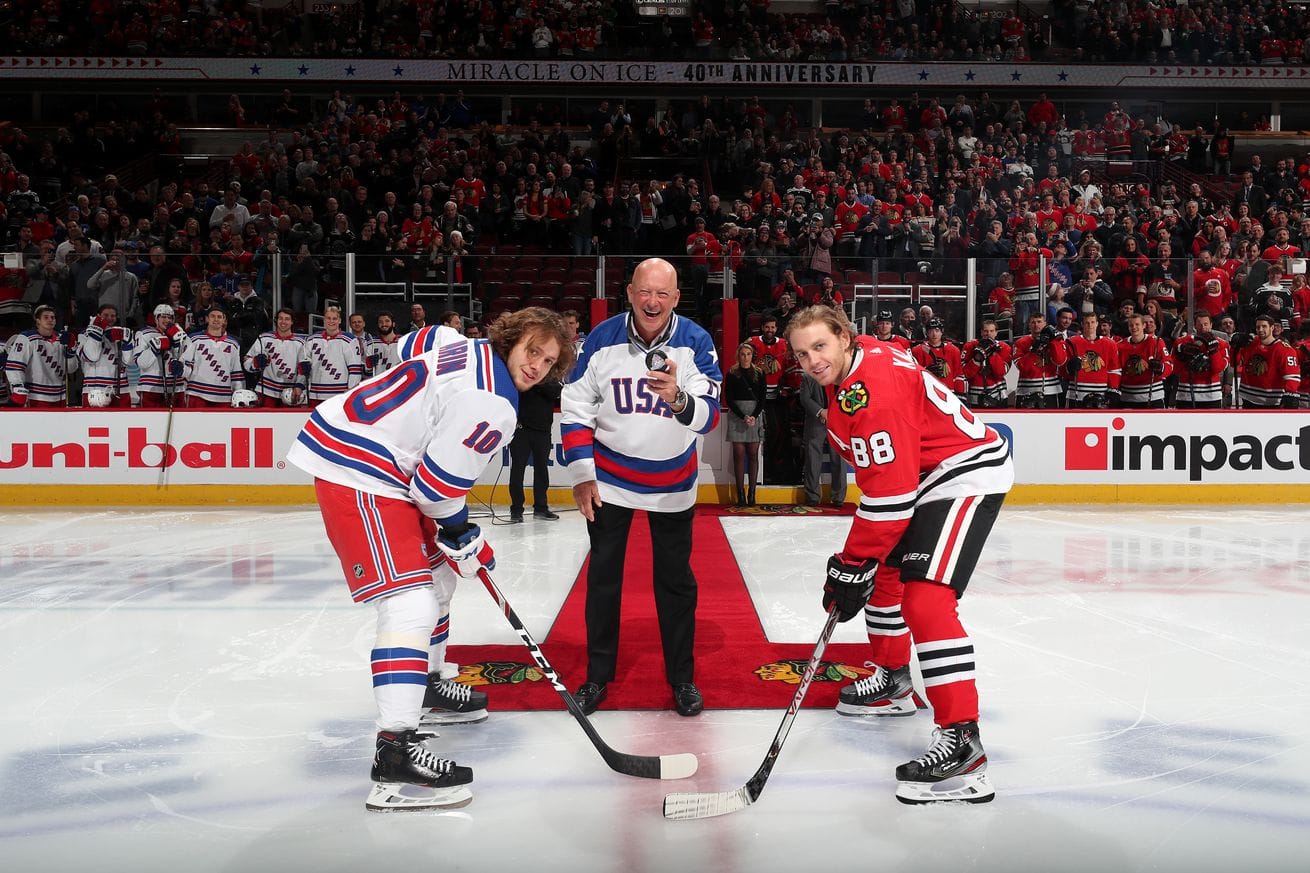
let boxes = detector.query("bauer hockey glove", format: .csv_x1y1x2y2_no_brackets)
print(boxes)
436,522,496,578
823,553,878,622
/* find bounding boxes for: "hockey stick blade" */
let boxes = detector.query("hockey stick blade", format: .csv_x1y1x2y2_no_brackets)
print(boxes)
477,569,698,780
663,607,841,820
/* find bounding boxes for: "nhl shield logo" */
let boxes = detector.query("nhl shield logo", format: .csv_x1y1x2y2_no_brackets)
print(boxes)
837,380,870,415
352,563,365,579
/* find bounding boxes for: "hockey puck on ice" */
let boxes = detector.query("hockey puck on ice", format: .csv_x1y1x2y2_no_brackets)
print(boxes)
645,349,670,373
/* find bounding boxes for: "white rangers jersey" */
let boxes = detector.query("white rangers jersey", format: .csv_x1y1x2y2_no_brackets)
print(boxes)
299,331,364,401
5,329,79,402
560,313,722,513
78,323,132,395
286,329,519,527
182,332,243,403
369,333,402,373
245,330,306,399
133,326,186,396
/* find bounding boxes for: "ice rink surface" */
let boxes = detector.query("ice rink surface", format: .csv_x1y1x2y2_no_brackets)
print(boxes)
1,504,1308,873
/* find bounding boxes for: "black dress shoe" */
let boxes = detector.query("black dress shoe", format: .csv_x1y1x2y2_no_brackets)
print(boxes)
672,683,704,717
533,509,560,520
574,682,607,715
507,511,523,523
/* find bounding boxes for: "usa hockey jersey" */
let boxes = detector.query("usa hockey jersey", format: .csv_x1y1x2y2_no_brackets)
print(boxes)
245,330,306,400
5,329,79,402
300,331,364,400
183,332,243,403
561,313,723,513
286,331,518,528
825,337,1013,563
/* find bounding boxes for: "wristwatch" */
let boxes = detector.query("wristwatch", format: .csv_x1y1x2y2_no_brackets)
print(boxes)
671,389,688,412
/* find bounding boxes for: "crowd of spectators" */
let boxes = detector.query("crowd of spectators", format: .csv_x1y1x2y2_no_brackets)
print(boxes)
5,82,1310,415
11,0,1310,66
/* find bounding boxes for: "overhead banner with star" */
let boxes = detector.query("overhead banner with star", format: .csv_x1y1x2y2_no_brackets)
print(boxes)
0,57,1308,88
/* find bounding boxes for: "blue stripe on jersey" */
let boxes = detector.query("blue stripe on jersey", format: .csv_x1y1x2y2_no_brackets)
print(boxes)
295,431,404,489
429,506,469,528
566,314,628,384
475,340,519,413
311,414,405,476
420,457,476,489
593,441,699,494
399,326,440,360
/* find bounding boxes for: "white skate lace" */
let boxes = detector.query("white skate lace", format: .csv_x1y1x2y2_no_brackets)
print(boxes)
436,679,472,703
407,742,457,776
912,728,959,767
850,663,890,697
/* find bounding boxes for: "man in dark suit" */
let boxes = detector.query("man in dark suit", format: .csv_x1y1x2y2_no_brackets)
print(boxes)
1232,170,1268,216
507,378,563,522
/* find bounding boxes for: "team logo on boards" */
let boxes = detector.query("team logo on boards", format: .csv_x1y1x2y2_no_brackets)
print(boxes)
836,381,869,415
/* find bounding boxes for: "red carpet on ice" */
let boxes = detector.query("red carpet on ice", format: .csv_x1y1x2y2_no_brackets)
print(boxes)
449,509,873,711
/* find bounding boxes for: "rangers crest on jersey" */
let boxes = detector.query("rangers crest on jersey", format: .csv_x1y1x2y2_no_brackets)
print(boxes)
837,380,869,414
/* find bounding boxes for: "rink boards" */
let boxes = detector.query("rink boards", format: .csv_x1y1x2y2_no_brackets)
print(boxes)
1,408,1308,505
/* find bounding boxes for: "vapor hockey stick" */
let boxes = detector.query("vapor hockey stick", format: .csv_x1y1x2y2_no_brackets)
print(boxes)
663,604,841,820
476,568,698,780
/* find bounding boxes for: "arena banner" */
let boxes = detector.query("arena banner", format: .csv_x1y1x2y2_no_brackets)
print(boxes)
0,410,1307,501
0,57,1305,89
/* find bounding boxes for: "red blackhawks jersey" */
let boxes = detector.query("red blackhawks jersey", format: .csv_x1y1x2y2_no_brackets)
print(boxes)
912,341,966,394
748,334,790,399
1172,333,1230,405
1013,334,1069,396
1064,335,1121,401
1116,335,1174,404
825,337,1013,564
1237,339,1300,407
960,339,1012,405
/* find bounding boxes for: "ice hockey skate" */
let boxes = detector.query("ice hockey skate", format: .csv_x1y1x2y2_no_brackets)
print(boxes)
418,673,489,726
835,663,921,717
365,729,473,812
894,720,994,805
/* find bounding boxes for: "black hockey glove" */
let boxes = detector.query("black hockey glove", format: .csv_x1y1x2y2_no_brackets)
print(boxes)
1149,358,1165,376
822,553,878,623
1280,394,1300,409
1188,352,1211,374
1104,390,1121,408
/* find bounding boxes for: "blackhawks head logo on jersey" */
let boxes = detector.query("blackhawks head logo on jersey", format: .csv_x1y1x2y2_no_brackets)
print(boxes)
1246,353,1269,378
759,353,781,375
1080,351,1104,372
837,380,870,414
1124,354,1147,376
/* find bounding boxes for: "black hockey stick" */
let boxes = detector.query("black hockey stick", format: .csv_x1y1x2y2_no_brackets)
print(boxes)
476,568,697,780
664,604,841,820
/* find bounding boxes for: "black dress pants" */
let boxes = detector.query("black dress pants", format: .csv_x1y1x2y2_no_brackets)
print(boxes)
508,426,552,513
584,502,697,686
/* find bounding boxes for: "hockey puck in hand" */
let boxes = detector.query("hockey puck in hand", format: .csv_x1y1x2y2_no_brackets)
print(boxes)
645,349,670,373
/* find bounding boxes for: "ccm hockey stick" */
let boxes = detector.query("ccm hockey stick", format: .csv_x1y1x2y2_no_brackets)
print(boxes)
664,604,841,820
476,568,698,780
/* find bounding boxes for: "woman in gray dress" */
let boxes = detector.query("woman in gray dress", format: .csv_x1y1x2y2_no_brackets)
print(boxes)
724,341,766,506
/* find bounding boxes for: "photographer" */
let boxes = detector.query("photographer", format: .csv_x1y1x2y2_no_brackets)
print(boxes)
1012,312,1069,408
962,319,1012,408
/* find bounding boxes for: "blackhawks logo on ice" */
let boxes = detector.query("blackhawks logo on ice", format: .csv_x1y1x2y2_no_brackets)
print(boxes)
753,659,873,684
458,661,545,687
837,381,869,415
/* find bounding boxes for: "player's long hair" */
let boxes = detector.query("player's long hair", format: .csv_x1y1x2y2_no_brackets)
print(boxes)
488,306,576,382
784,305,857,354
